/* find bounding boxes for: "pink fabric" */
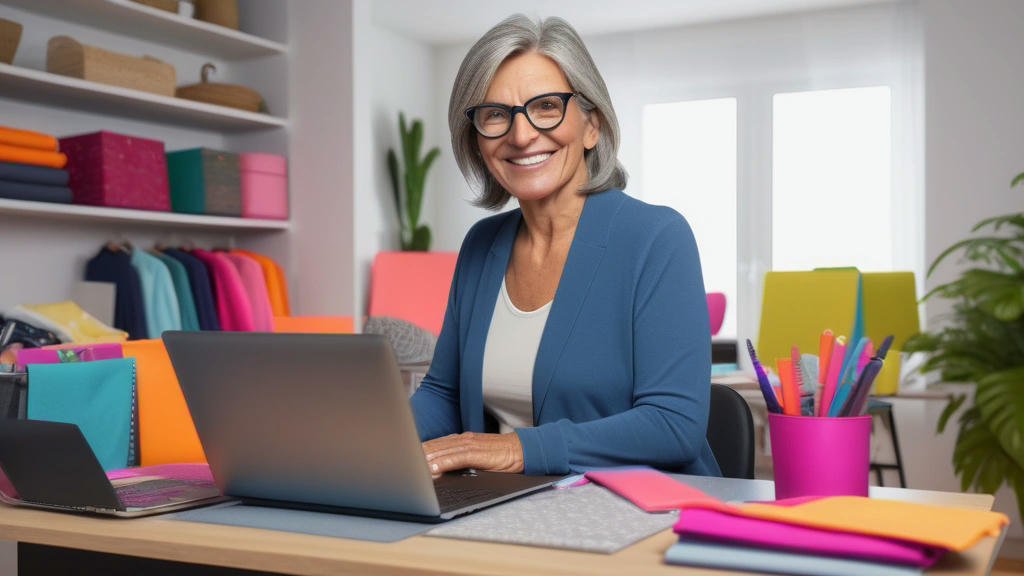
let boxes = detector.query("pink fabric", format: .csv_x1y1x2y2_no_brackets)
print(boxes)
584,468,735,513
15,342,123,371
368,252,458,336
706,292,726,336
191,249,254,331
675,507,945,568
222,252,275,331
107,463,213,483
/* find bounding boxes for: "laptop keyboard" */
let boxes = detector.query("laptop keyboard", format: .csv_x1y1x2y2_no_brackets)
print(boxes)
434,484,504,512
115,478,219,508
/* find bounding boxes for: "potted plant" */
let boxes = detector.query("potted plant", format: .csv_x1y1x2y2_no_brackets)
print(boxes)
387,113,439,251
904,171,1024,519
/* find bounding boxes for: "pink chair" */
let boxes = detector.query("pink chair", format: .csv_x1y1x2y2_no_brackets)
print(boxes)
706,292,726,336
368,252,458,336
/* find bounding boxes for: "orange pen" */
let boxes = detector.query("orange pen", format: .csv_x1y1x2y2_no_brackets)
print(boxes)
775,357,802,416
818,329,834,386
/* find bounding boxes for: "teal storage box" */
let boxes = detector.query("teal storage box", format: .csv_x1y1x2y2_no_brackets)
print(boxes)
166,148,241,216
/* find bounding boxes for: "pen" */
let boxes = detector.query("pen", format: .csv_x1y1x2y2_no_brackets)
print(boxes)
829,337,870,417
857,340,874,379
818,329,834,386
776,357,801,416
819,336,846,417
746,339,782,414
838,357,883,417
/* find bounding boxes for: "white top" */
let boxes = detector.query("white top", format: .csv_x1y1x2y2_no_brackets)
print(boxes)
481,278,553,434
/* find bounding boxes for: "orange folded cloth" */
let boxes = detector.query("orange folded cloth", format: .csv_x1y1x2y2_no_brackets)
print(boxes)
0,126,58,152
737,496,1008,552
273,316,353,334
122,339,206,466
0,143,67,168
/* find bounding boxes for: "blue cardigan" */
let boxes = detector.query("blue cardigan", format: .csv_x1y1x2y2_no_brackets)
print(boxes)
410,189,721,477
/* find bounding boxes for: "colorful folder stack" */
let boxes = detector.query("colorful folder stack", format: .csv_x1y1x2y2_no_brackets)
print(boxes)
0,125,72,204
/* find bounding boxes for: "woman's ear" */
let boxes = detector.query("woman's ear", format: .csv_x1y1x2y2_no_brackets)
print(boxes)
583,110,601,151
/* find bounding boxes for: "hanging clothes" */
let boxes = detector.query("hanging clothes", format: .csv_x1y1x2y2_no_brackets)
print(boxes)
191,249,254,332
221,252,274,332
232,249,290,316
162,248,221,331
151,250,200,331
84,246,148,340
130,249,182,338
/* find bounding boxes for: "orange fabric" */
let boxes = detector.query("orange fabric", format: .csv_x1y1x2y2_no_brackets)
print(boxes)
121,339,206,466
0,143,67,168
232,249,290,316
735,497,1007,552
273,316,353,334
368,252,458,336
0,126,58,151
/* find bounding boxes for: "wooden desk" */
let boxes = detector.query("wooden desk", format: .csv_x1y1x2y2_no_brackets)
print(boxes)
0,475,1005,575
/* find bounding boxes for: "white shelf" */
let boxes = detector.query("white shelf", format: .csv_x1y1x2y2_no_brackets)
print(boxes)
3,0,287,60
0,63,287,132
0,198,290,231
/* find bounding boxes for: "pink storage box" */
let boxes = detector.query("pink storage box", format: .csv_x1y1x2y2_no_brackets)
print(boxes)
240,152,287,219
59,131,170,211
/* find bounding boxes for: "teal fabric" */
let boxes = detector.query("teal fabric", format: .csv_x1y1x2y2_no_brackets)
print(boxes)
27,358,135,471
153,250,200,331
131,249,182,338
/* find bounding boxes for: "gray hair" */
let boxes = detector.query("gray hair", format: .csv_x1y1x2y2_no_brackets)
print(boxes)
449,14,628,209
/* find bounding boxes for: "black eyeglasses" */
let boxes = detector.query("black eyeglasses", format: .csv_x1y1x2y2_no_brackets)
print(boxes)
465,92,580,138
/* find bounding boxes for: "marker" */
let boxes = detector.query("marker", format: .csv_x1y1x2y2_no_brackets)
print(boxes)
819,336,846,417
776,357,801,416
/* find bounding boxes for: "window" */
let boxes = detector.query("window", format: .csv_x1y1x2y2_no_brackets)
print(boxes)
642,98,737,337
772,87,893,271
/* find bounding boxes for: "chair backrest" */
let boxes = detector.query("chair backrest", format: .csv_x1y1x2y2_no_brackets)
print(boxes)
706,292,726,336
368,252,458,336
706,383,755,479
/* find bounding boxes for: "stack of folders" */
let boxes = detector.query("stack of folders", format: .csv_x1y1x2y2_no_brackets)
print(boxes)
579,468,1008,576
0,125,72,204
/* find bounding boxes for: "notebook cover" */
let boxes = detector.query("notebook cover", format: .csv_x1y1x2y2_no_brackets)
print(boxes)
675,507,944,567
665,538,923,576
583,467,734,512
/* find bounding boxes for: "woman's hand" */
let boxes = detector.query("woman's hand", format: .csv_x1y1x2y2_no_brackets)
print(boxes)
422,432,524,479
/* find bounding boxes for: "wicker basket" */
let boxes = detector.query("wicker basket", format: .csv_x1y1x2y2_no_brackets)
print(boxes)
193,0,239,30
176,62,263,112
0,18,22,65
46,35,176,97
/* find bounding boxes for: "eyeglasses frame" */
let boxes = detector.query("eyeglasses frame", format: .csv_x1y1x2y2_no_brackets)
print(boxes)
465,92,582,139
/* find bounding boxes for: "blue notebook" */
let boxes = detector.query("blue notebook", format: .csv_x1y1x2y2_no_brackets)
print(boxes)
26,358,136,471
665,538,923,576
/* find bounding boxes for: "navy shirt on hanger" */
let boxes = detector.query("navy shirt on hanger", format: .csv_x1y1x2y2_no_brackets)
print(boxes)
162,248,221,331
84,246,149,340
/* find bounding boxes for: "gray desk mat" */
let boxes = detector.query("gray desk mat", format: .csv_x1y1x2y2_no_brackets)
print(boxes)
165,501,434,542
426,483,679,554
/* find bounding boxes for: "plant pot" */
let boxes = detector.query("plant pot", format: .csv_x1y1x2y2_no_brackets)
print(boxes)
0,18,23,65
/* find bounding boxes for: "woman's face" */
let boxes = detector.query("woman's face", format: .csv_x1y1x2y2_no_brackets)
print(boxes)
476,51,600,204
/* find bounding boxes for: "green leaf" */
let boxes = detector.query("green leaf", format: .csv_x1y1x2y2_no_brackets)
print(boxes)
387,148,402,225
410,225,431,252
1012,172,1024,188
975,367,1024,470
937,394,967,433
410,120,424,164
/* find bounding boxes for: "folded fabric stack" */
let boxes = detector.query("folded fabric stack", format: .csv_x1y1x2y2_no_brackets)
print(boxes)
0,125,72,204
578,468,1009,576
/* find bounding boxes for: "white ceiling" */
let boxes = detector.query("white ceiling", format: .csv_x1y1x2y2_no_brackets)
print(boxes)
371,0,896,45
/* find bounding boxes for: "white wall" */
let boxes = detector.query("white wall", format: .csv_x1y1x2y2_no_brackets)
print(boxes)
920,0,1024,538
352,22,438,327
287,0,355,316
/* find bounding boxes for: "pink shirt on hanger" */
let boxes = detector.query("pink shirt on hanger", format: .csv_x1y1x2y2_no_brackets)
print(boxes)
222,252,275,332
191,249,254,332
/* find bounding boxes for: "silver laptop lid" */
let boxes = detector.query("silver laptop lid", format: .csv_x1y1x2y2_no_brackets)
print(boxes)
163,331,441,517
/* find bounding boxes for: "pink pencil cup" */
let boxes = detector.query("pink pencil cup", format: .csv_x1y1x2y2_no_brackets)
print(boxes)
768,413,871,500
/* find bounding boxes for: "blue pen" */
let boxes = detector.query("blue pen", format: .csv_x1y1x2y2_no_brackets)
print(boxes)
827,337,869,417
839,358,883,416
746,339,783,414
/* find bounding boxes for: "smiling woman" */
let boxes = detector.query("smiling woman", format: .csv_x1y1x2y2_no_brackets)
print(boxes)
409,14,721,479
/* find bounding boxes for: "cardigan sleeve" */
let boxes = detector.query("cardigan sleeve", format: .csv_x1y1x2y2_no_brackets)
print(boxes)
409,225,476,441
514,215,717,475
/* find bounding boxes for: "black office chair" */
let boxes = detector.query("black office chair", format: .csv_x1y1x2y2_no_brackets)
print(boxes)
706,383,755,479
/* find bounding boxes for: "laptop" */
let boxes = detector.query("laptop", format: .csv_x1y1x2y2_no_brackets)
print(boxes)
0,418,226,517
162,331,560,522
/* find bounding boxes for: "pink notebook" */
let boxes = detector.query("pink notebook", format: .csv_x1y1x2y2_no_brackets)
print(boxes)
675,507,945,568
584,468,735,512
107,463,214,483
